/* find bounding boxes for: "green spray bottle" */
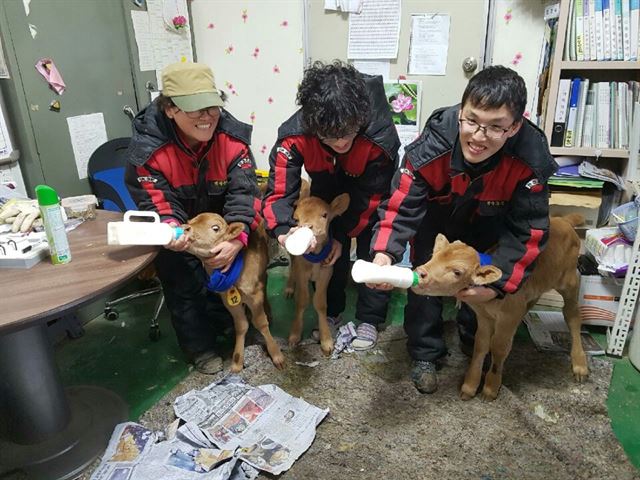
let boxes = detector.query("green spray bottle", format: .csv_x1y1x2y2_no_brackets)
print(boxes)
35,185,72,265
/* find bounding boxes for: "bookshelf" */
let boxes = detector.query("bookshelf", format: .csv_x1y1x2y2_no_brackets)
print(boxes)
543,0,640,180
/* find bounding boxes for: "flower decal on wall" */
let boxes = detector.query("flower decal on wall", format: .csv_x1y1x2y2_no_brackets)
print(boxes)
252,47,260,59
260,145,268,154
172,15,187,30
504,8,512,24
281,20,289,27
273,65,280,74
511,52,523,66
225,45,234,54
250,111,256,123
391,93,414,113
241,9,248,23
207,23,215,29
267,97,274,104
225,81,238,96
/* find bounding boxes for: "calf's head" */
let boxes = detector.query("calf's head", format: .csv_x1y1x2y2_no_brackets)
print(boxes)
293,194,350,246
182,213,244,259
412,234,502,297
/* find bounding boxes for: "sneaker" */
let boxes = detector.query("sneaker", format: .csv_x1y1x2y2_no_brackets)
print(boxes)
411,360,438,394
351,322,378,351
311,315,343,342
193,351,224,375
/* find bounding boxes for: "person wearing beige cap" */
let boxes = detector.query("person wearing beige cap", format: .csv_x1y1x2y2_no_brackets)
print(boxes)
125,62,261,375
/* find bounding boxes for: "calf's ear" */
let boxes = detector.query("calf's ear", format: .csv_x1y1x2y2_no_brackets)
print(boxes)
471,265,502,285
224,222,246,241
330,193,350,217
433,233,450,253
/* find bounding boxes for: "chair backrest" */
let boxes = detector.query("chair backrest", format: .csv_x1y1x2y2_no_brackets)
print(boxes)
87,137,136,212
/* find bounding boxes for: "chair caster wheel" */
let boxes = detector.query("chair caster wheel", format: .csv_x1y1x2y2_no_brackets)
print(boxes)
104,308,119,321
149,326,161,341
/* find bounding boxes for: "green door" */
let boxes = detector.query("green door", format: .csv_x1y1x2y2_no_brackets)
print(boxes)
2,0,139,197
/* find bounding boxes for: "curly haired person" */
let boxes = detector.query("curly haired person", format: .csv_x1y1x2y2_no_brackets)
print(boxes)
262,60,400,349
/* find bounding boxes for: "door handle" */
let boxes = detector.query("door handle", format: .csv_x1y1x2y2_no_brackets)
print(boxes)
462,57,478,73
123,105,136,121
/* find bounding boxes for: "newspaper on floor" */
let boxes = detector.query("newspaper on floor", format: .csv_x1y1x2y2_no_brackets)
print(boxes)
89,421,258,480
174,375,329,475
523,310,605,355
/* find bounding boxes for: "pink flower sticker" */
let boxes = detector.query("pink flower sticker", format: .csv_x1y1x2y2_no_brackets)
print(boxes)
225,81,238,96
241,9,248,23
391,93,414,113
504,8,512,24
511,52,523,65
273,65,280,73
252,47,260,59
281,20,289,27
225,45,234,54
260,144,267,154
172,15,187,30
250,111,256,123
207,23,215,29
267,97,274,104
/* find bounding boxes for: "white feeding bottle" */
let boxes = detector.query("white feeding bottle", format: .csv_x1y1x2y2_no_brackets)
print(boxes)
351,259,419,289
285,227,314,256
108,211,184,246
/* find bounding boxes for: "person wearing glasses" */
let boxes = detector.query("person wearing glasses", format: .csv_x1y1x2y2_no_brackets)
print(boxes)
262,60,400,350
125,62,260,374
369,65,556,394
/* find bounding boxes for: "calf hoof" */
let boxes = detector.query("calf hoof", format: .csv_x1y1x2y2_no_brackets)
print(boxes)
284,287,294,298
230,361,244,373
480,386,499,402
572,364,589,382
459,384,476,401
271,352,286,370
320,339,334,356
288,334,301,348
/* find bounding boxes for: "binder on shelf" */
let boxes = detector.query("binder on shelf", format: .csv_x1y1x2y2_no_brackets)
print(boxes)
612,0,623,60
631,0,639,60
588,0,598,59
595,0,605,60
603,0,612,60
622,0,632,59
584,0,592,59
564,78,582,147
552,78,572,147
576,0,586,60
575,78,590,147
596,82,611,148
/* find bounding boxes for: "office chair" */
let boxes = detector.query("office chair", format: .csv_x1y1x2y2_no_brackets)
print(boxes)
87,137,164,341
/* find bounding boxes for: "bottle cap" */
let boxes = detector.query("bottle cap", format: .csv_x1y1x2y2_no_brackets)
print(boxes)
411,271,420,287
174,226,184,239
35,185,59,206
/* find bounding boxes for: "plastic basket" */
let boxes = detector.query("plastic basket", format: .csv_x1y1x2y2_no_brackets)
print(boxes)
611,201,639,242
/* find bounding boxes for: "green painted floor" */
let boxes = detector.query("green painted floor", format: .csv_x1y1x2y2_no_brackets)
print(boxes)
55,266,640,469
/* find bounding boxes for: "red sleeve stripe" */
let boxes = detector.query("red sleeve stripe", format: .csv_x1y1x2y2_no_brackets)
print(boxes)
372,172,413,252
503,228,543,293
136,165,174,217
250,197,261,230
263,141,293,230
348,193,382,237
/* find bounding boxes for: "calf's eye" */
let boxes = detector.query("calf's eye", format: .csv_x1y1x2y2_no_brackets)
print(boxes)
211,225,220,232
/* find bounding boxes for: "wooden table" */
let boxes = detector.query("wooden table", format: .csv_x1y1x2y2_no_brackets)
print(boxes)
0,210,158,480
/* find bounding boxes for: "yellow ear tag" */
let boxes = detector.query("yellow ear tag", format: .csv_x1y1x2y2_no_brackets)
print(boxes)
227,286,241,306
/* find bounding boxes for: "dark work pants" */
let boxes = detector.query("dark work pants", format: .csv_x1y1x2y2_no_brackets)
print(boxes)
154,248,232,357
404,220,478,363
326,227,391,327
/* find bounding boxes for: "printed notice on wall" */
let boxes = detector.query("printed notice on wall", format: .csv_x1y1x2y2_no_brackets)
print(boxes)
0,37,9,79
131,10,155,71
408,14,450,76
66,113,108,180
352,59,390,80
347,0,401,59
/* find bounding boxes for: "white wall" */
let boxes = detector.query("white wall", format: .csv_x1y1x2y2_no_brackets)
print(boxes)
489,0,550,123
190,0,305,170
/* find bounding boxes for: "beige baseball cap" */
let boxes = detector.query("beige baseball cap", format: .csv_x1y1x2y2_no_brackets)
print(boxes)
161,62,224,112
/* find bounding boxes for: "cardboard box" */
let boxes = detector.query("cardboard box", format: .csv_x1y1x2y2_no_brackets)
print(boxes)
578,274,637,326
549,191,601,228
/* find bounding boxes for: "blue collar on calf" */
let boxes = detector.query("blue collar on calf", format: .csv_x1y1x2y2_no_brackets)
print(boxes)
303,237,332,263
478,252,492,266
206,252,244,292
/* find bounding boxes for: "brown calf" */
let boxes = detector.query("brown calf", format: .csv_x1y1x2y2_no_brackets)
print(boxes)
288,194,350,355
412,215,589,401
183,214,285,372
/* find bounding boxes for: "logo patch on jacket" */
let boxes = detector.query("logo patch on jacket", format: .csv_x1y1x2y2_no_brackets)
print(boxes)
276,146,293,160
237,157,253,170
399,168,415,180
525,178,543,193
137,176,158,184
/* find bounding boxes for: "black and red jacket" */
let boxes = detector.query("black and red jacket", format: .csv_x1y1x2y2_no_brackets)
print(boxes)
372,105,557,295
125,101,261,234
262,74,400,242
